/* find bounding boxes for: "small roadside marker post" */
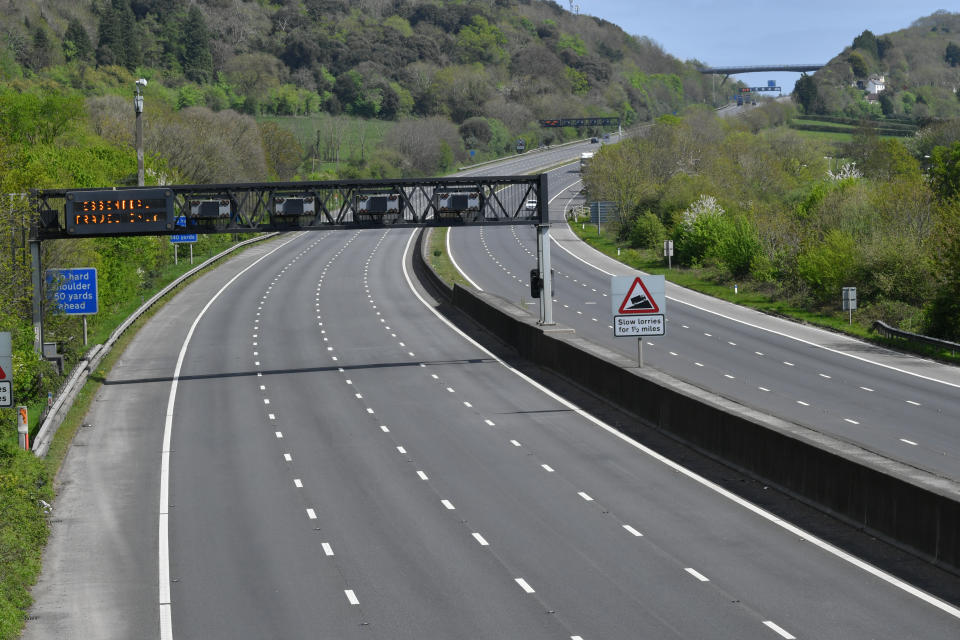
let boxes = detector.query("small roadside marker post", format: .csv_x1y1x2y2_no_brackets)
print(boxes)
17,406,28,450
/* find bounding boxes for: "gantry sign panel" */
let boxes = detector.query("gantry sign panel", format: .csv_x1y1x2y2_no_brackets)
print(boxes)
32,175,548,240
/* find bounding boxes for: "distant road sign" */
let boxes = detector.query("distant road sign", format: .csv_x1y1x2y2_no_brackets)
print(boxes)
539,117,620,128
170,234,197,243
46,268,98,315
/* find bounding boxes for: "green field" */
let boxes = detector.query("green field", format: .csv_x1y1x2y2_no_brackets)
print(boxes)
567,218,960,364
257,114,393,172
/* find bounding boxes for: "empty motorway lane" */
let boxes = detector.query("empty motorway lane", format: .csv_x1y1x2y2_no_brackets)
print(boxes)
448,162,960,482
25,225,960,639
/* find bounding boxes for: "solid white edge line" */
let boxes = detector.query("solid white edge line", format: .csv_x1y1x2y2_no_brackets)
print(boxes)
400,229,960,621
446,225,483,290
159,233,303,640
553,208,960,391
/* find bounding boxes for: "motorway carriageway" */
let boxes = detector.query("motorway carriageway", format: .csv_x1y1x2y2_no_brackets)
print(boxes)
22,139,960,639
449,158,960,482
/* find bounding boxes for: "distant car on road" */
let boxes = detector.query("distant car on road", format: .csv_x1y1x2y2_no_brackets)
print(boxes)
590,137,599,143
525,199,538,210
603,133,610,140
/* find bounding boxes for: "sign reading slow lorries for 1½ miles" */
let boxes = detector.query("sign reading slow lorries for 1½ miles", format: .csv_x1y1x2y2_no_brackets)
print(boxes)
611,275,666,336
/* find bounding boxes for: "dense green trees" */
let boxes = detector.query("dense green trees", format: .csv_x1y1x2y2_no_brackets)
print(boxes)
1,0,722,134
796,12,960,120
96,0,141,69
946,42,960,67
63,19,94,63
583,103,960,338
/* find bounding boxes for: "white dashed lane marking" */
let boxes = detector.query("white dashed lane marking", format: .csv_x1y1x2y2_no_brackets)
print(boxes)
763,620,796,639
685,568,710,582
515,578,536,594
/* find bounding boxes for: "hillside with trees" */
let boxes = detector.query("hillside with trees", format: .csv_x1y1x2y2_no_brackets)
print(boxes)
794,10,960,119
0,0,727,180
0,4,731,636
584,100,960,345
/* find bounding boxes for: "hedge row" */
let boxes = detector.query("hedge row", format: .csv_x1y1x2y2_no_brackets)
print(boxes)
789,121,914,137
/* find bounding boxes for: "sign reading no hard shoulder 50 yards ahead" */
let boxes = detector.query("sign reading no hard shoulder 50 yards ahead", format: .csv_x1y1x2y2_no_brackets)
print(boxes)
46,268,99,315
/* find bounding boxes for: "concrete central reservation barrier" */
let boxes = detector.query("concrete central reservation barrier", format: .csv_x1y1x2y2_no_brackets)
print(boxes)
417,229,960,574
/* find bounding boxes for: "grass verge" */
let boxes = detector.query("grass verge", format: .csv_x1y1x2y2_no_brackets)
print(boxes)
568,220,960,364
0,236,270,640
427,227,471,289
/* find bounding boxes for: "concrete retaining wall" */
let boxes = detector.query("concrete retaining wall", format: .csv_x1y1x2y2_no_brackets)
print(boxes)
421,231,960,572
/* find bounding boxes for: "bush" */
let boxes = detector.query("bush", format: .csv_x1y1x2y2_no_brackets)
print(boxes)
796,229,860,305
628,211,665,249
0,440,52,639
674,195,726,267
716,215,763,279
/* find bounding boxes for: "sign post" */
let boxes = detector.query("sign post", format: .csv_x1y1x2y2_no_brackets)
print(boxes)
663,239,673,269
170,233,198,265
0,332,12,409
842,287,857,324
611,275,666,367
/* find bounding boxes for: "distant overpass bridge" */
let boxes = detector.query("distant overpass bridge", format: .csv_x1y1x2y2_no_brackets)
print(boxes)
701,64,824,85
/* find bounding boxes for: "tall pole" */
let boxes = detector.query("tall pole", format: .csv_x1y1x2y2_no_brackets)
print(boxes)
135,80,145,187
536,173,554,326
31,238,42,354
537,224,553,325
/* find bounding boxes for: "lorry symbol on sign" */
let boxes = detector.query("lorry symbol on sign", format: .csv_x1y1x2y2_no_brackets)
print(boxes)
617,278,661,314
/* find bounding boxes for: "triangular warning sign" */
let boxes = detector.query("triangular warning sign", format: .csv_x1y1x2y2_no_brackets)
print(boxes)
618,277,660,314
0,364,6,380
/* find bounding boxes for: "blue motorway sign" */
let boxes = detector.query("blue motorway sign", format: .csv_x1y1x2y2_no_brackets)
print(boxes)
46,268,98,315
170,234,198,243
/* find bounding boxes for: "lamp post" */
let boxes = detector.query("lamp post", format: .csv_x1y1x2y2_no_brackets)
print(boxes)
134,78,147,186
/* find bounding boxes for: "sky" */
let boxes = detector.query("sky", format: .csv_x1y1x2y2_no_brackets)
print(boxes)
577,1,954,94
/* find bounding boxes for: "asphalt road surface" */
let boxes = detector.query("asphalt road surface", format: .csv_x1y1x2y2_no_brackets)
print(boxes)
24,136,960,639
25,224,960,639
448,161,960,482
